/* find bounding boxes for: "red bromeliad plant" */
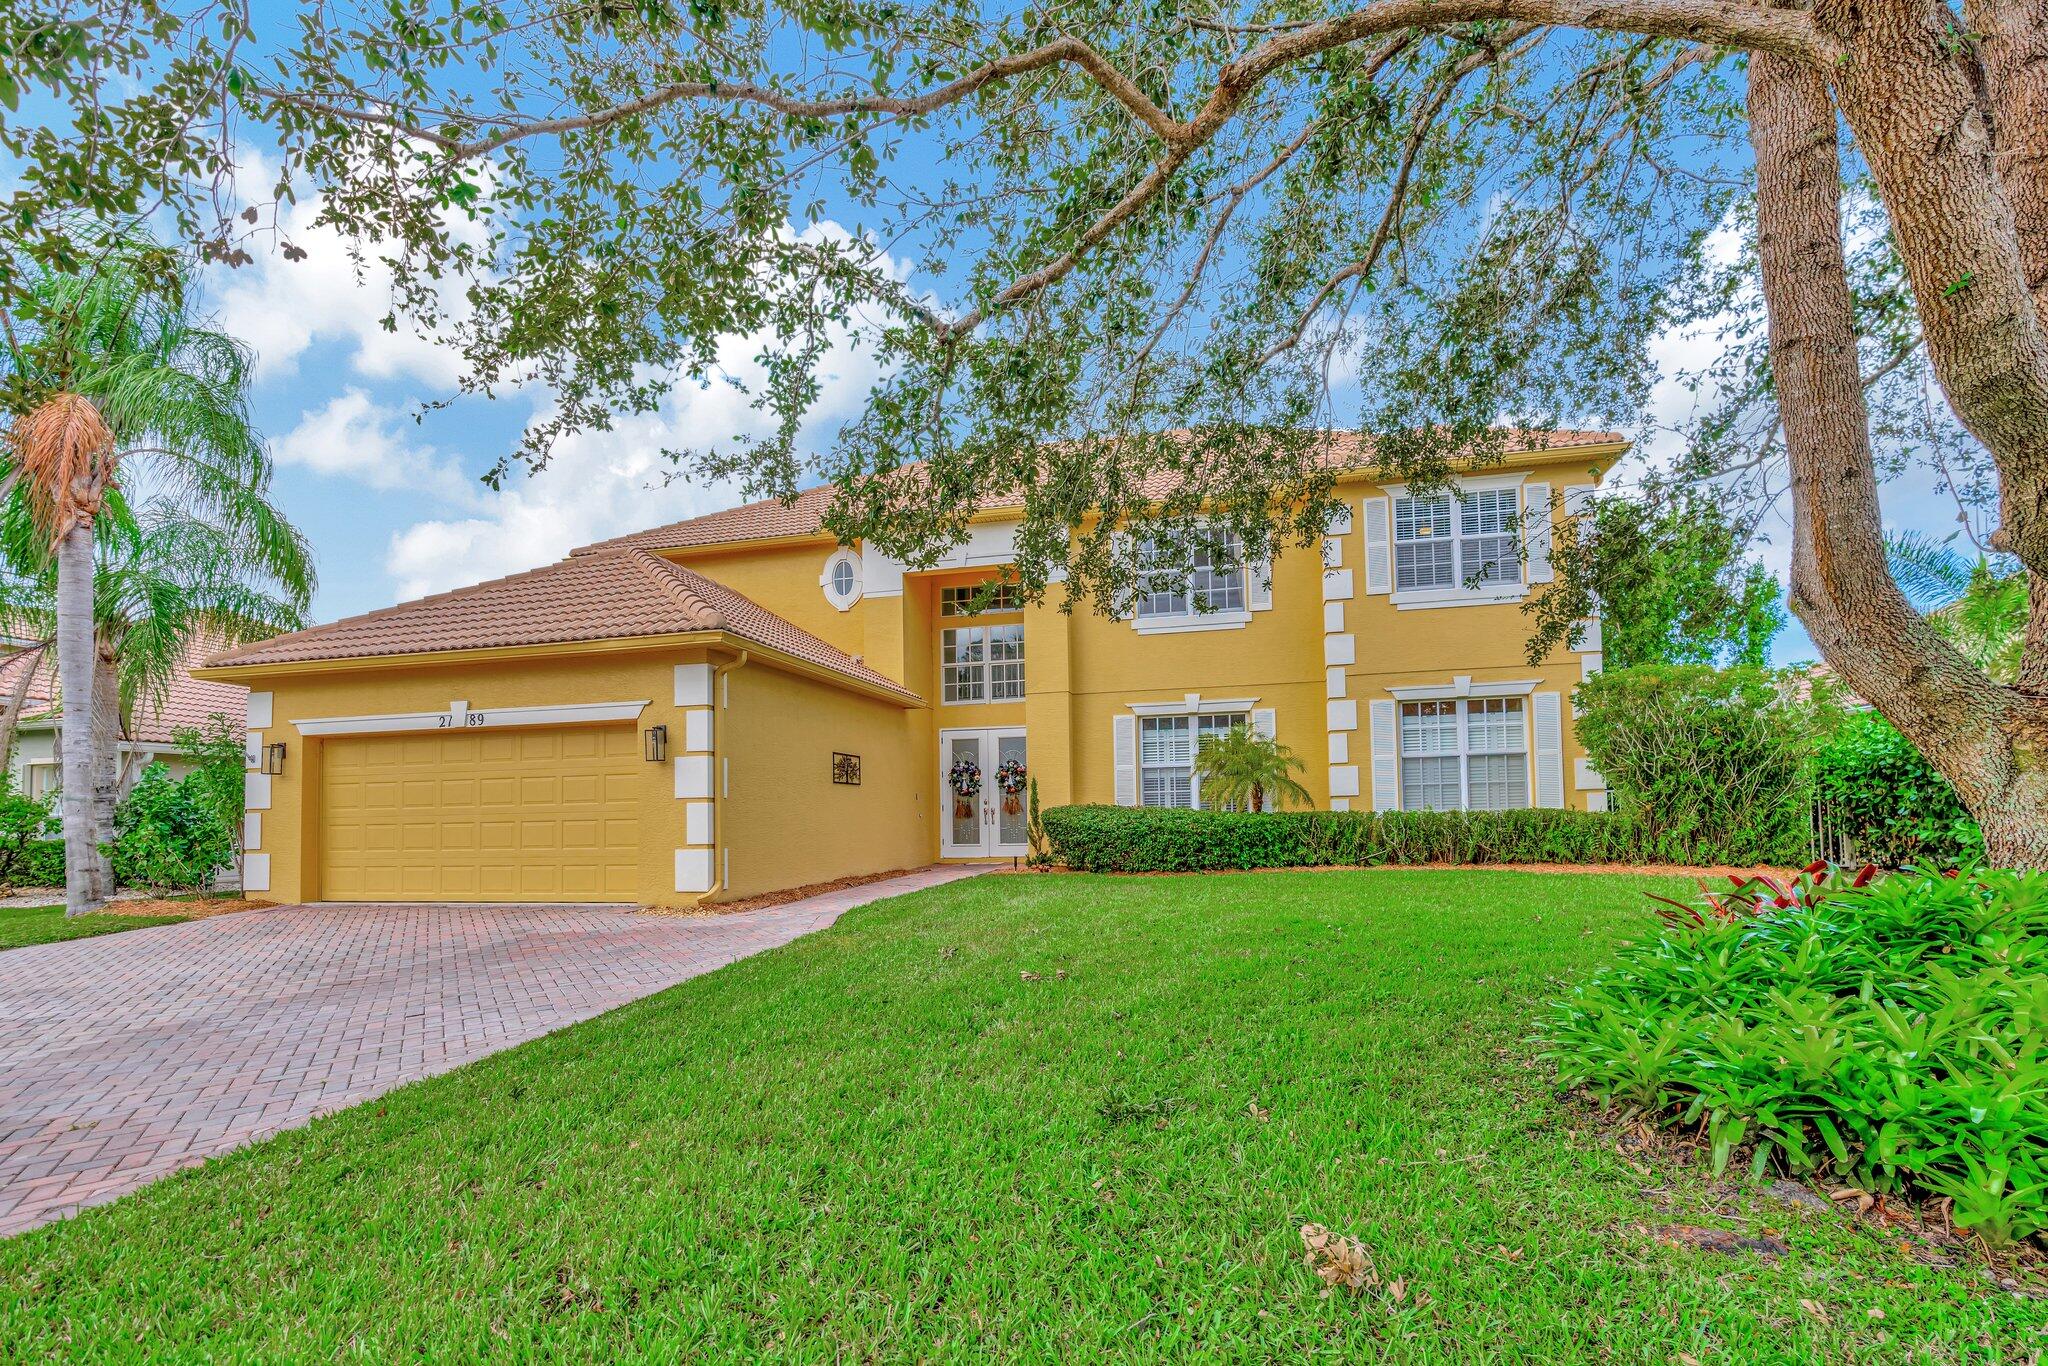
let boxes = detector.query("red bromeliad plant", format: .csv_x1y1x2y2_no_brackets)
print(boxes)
1645,860,1880,930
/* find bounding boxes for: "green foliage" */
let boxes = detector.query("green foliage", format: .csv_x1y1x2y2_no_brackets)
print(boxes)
0,768,53,887
1192,725,1313,812
1886,531,2026,682
1813,711,1982,867
5,6,1738,617
110,762,235,895
1025,776,1052,868
1038,804,1754,874
170,713,247,837
1546,866,2048,1245
17,838,63,886
1573,665,1832,866
1526,489,1784,668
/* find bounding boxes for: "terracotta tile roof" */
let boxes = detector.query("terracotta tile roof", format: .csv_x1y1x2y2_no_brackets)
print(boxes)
7,637,247,745
573,427,1628,558
0,648,55,713
205,550,920,704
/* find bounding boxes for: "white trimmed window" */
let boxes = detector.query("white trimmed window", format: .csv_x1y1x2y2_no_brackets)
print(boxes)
941,625,1024,703
820,549,863,610
940,583,1022,616
1138,533,1245,618
1393,489,1523,592
1138,711,1246,808
1398,698,1529,811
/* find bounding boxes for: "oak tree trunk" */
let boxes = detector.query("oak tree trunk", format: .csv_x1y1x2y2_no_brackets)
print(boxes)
54,522,99,916
1749,50,2048,868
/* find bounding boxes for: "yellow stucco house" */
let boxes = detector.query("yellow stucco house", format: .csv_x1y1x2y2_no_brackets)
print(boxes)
196,431,1622,906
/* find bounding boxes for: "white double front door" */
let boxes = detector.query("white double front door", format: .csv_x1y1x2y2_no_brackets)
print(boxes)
940,727,1029,858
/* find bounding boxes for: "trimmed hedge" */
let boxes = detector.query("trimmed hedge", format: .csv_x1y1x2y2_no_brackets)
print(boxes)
1038,804,1761,873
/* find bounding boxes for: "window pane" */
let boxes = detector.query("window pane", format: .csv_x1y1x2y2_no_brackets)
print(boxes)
1139,716,1194,808
1395,495,1453,542
1460,533,1521,586
1400,755,1461,811
1459,488,1518,536
988,624,1026,699
1395,539,1454,591
1139,715,1191,765
1465,697,1526,754
1466,753,1529,810
1190,533,1245,612
941,583,1022,616
1399,701,1459,755
941,628,985,703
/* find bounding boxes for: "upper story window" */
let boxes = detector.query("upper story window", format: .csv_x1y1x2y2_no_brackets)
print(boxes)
1398,697,1528,811
1393,489,1522,593
1138,711,1247,809
820,548,863,611
941,624,1024,703
940,583,1023,616
1138,533,1245,619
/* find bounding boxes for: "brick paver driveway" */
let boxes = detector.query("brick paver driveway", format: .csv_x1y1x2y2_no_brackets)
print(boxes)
0,866,982,1236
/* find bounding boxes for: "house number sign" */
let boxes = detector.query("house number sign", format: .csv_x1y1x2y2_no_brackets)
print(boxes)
832,752,862,786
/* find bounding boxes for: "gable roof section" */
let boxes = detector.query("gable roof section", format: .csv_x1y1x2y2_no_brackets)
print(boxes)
202,549,920,704
572,428,1628,559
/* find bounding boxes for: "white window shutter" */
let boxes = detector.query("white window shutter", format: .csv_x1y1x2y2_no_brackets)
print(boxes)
1250,708,1275,740
1249,556,1273,611
1533,692,1565,808
1369,699,1399,810
1113,714,1138,806
1562,484,1595,531
1524,481,1552,583
1362,497,1392,594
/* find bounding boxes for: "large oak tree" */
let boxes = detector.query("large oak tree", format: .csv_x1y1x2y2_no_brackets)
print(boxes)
11,0,2048,860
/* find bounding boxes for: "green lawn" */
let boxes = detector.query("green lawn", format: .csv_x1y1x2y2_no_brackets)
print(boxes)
1,871,2039,1361
0,903,186,952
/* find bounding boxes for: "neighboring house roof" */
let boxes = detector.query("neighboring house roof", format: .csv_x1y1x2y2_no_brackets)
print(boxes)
572,427,1629,558
203,549,921,703
2,637,247,746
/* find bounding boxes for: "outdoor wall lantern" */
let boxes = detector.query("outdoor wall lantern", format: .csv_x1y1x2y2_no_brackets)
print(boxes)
644,725,669,763
260,742,287,776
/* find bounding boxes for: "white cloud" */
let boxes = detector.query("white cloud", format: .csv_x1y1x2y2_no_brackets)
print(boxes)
208,164,484,388
383,321,891,599
274,388,482,505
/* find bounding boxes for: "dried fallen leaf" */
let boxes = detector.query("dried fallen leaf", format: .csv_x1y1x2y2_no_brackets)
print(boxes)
1020,970,1041,982
1301,1223,1378,1293
1247,1100,1270,1123
1798,1298,1831,1326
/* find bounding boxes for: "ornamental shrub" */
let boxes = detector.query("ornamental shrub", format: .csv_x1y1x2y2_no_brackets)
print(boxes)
110,762,237,895
1038,805,1737,873
0,770,55,887
1572,664,1833,865
1545,865,2048,1245
1813,710,1981,867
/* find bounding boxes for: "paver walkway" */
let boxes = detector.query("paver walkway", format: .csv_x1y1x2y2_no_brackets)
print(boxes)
0,865,983,1236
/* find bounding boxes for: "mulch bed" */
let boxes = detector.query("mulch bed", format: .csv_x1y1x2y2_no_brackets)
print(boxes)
1001,862,1788,880
100,897,268,920
637,867,929,918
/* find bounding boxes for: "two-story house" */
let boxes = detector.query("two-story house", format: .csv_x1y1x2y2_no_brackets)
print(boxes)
196,431,1620,905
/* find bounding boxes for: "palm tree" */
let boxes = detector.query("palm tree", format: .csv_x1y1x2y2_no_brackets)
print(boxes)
1195,726,1314,813
1884,531,2026,683
2,231,288,915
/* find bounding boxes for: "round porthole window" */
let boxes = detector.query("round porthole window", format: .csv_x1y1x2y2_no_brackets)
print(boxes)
821,550,863,611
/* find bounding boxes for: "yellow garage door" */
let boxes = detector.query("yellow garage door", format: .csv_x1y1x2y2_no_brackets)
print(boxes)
321,726,640,903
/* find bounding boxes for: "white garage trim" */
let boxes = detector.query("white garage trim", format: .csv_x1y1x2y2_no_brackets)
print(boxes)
291,700,650,736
